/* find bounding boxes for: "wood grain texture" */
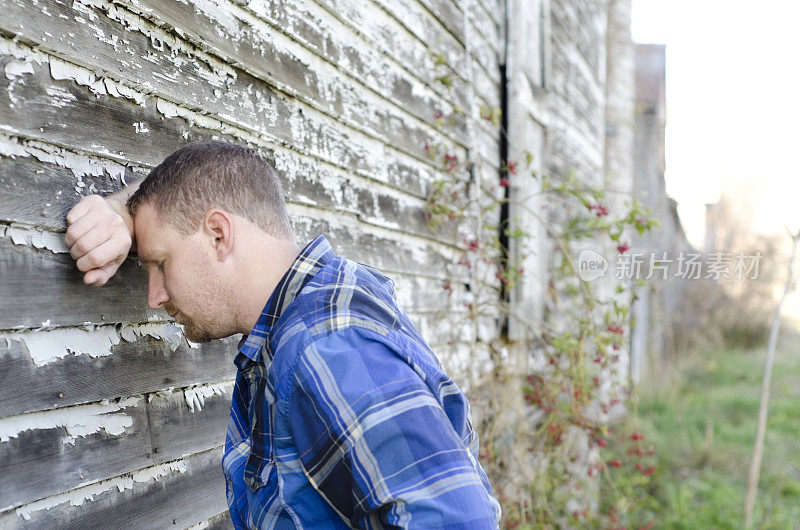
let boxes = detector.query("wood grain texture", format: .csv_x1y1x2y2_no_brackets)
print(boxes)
416,0,466,46
0,154,130,229
0,237,152,329
0,398,152,509
289,212,454,278
200,510,234,530
0,447,228,529
146,387,232,464
1,383,233,510
120,0,469,143
298,0,471,100
0,0,465,171
0,137,438,241
0,334,237,417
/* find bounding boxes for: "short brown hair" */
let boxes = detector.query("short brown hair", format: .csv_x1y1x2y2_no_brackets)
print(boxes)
128,141,293,239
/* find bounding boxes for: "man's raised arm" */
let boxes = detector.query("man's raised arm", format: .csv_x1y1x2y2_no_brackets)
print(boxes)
64,181,141,286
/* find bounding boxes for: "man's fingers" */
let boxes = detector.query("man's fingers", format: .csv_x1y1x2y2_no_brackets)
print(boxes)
75,238,126,273
65,195,103,226
66,194,134,286
64,212,96,249
69,225,112,261
65,201,89,227
84,261,121,286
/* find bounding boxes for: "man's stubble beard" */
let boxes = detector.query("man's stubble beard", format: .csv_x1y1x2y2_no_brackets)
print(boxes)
180,312,235,343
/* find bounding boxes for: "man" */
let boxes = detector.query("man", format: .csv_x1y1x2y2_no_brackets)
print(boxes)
65,141,501,528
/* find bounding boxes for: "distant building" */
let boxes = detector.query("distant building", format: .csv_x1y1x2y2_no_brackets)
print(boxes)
630,43,693,382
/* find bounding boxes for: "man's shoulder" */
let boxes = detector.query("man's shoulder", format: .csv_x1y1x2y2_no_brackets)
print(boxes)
284,256,398,330
266,257,403,385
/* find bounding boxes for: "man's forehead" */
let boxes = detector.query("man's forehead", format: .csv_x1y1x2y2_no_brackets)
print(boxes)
133,204,166,263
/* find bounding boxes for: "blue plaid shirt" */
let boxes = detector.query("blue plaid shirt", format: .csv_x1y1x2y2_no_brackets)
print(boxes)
222,235,500,529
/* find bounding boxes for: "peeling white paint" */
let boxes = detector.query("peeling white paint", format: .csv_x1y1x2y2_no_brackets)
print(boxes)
0,396,141,445
1,323,182,367
183,381,234,413
4,60,34,80
12,459,187,520
102,77,147,106
0,136,29,159
49,56,96,87
1,20,454,193
77,0,237,87
0,134,128,182
290,204,455,263
1,224,70,253
47,0,465,182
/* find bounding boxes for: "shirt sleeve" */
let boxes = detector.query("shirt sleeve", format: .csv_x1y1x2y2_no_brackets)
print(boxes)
288,330,498,529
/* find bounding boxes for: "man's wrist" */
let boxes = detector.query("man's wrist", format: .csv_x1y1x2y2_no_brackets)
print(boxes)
106,178,141,243
106,196,135,239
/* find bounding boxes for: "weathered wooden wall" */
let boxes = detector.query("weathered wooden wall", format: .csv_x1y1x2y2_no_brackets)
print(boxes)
0,0,503,526
1,0,649,524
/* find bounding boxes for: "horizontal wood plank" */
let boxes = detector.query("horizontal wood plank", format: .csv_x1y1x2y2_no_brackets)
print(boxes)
0,152,132,228
0,447,228,529
1,380,233,510
0,136,438,240
0,237,153,329
0,397,152,509
0,0,465,172
415,0,466,47
146,385,233,464
0,333,237,416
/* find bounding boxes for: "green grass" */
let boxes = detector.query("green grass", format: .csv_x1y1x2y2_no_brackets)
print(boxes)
631,334,800,529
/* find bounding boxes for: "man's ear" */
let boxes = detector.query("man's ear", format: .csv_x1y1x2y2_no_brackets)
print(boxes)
203,209,234,261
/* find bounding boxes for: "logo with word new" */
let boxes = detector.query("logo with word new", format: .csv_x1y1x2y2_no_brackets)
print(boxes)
578,249,609,281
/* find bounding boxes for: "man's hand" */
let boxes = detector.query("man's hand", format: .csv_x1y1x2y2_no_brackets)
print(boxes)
65,194,134,286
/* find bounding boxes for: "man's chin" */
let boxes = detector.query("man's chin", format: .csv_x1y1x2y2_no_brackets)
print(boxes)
180,322,232,343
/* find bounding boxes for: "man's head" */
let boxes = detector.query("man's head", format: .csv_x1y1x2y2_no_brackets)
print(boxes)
127,141,292,239
128,141,297,342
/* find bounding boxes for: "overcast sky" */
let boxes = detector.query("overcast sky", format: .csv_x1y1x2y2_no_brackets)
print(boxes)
631,0,800,247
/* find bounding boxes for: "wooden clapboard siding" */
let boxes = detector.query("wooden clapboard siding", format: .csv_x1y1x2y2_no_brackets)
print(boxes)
0,140,439,242
0,0,505,525
117,0,470,142
0,229,453,329
0,334,237,417
416,0,466,47
0,383,231,510
0,237,153,328
303,0,471,102
0,47,449,198
547,0,606,182
0,0,466,166
0,447,227,529
363,0,501,114
0,397,153,509
146,385,233,463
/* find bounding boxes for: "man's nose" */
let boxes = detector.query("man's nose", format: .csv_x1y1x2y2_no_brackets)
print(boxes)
147,273,169,310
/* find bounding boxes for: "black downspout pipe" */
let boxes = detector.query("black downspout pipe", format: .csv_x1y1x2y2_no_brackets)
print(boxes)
498,4,511,340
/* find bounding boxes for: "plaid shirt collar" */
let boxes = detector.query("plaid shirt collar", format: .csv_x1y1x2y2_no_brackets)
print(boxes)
235,234,335,370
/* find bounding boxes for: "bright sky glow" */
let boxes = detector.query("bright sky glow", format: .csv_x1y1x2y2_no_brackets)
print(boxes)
632,0,800,246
